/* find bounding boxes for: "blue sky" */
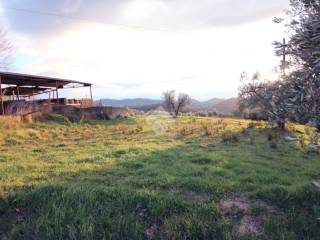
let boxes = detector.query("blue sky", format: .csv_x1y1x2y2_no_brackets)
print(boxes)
0,0,289,100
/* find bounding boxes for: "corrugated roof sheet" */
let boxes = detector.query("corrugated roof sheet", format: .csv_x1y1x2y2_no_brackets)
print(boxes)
0,72,92,88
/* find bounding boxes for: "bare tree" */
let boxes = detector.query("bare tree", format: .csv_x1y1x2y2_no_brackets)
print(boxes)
163,90,191,117
163,90,176,114
175,93,191,116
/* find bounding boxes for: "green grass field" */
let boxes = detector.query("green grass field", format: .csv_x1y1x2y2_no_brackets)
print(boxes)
0,115,319,239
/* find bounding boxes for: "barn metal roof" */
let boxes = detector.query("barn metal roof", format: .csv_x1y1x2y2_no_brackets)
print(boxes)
0,71,92,88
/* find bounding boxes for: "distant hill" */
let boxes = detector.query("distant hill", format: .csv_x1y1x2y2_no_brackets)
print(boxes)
212,98,238,115
95,98,162,108
95,97,238,115
189,98,224,111
202,98,225,107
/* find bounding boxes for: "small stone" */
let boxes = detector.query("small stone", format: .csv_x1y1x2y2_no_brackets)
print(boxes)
308,144,320,151
312,180,320,191
284,136,299,142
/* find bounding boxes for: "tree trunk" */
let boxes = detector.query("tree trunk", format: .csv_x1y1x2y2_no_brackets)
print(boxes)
175,105,181,117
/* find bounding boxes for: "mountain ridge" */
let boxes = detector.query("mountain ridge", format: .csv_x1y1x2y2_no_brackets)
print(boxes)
95,97,238,115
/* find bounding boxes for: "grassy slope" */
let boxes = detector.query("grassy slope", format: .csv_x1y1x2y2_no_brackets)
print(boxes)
0,116,319,239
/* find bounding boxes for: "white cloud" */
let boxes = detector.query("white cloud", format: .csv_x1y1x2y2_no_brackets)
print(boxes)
121,0,166,21
0,0,290,99
61,0,83,14
103,0,289,30
12,14,286,100
1,0,289,35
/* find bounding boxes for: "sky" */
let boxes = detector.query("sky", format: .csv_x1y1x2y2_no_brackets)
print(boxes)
0,0,290,100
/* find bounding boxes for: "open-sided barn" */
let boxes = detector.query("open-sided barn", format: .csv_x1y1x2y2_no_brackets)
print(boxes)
0,72,93,115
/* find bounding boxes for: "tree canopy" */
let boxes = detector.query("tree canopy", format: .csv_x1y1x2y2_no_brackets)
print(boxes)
238,0,320,130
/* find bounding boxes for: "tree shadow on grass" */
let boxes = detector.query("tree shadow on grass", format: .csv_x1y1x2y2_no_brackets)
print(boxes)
0,184,230,240
35,115,139,126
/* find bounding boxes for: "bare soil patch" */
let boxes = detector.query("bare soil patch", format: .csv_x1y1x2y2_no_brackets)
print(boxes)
145,224,160,240
219,196,280,237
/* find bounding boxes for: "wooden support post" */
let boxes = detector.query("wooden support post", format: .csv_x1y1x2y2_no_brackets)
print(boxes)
17,86,20,100
89,85,93,104
56,81,59,105
0,76,4,115
282,38,287,78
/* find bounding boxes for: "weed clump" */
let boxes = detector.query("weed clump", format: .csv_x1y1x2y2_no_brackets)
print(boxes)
113,149,127,157
5,136,22,145
202,124,216,136
298,137,306,149
221,131,239,143
27,129,42,140
191,157,212,165
181,125,196,136
121,162,144,170
248,122,257,129
306,128,320,145
270,142,278,149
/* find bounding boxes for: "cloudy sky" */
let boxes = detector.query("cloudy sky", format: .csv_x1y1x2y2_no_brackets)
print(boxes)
0,0,289,100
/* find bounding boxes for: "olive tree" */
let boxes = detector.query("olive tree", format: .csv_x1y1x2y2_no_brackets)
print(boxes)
274,0,320,129
238,72,290,129
163,90,191,117
239,0,320,130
